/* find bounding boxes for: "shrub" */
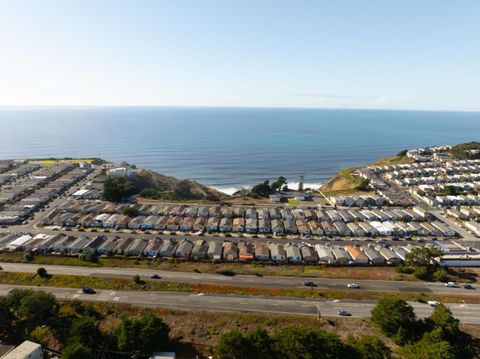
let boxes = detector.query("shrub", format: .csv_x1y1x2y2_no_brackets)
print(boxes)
36,267,48,278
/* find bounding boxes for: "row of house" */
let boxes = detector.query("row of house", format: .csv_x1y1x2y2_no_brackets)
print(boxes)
0,231,475,266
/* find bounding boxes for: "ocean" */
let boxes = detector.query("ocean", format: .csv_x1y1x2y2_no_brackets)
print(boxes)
0,107,479,194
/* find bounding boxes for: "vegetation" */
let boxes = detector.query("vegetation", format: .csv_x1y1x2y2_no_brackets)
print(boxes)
397,247,446,281
450,142,480,159
117,313,170,354
249,176,290,197
139,187,162,199
442,185,457,196
372,153,413,167
371,298,473,358
103,176,135,202
122,206,139,217
36,267,48,278
215,327,390,359
320,167,370,196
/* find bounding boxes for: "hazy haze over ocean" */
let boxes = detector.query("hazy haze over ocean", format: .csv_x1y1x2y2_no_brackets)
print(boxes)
1,107,479,194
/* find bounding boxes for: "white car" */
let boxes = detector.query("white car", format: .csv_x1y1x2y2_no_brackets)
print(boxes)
445,282,456,287
347,283,360,289
427,300,440,307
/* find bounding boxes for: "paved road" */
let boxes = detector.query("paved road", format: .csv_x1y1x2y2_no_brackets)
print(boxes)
0,284,478,323
1,262,478,295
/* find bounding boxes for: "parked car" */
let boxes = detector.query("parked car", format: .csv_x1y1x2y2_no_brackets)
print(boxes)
463,284,474,290
445,282,457,288
427,300,440,307
150,274,161,279
304,281,317,287
82,288,96,294
347,283,360,289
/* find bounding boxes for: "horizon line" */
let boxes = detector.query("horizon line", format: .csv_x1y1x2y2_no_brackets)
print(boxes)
0,104,479,113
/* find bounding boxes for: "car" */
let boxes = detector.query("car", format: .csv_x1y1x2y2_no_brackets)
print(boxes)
347,283,360,289
427,300,440,307
150,274,161,279
304,281,317,287
463,284,474,290
82,288,96,294
338,310,351,316
445,282,457,287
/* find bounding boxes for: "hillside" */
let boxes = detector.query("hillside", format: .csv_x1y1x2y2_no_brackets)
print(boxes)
131,169,228,201
319,167,370,196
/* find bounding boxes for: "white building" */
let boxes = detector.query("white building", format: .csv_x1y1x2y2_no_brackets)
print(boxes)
1,341,43,359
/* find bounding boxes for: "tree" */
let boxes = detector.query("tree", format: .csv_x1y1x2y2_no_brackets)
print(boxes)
23,251,34,262
103,177,135,202
6,289,58,322
245,328,276,359
122,206,139,217
273,327,352,359
0,299,16,340
250,180,273,197
347,335,391,359
271,176,287,192
428,304,459,339
68,316,102,347
36,267,48,278
215,329,250,359
404,247,442,268
371,298,417,344
397,150,408,156
441,185,457,196
400,330,454,359
62,342,93,359
117,313,170,354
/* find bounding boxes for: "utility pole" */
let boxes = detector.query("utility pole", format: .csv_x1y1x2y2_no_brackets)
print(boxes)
298,175,304,192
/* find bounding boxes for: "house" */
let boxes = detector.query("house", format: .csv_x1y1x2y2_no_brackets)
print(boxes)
345,246,369,265
158,239,177,257
209,206,222,218
116,215,131,229
143,238,163,257
126,238,149,256
296,220,310,235
223,242,238,261
232,218,245,232
197,206,210,218
321,221,337,236
361,245,385,265
128,216,146,230
193,217,207,232
254,243,270,261
245,218,257,233
2,340,43,359
219,217,232,232
271,219,284,235
331,245,350,264
292,209,305,220
113,237,132,255
97,237,119,255
269,208,282,219
283,220,297,234
258,218,271,233
300,245,317,263
166,216,182,231
175,239,193,259
184,207,197,217
285,243,302,262
154,216,169,230
191,239,207,259
346,222,365,237
245,208,257,219
179,216,195,231
307,221,323,236
141,215,159,230
269,243,286,262
206,217,220,232
314,244,335,264
376,245,402,265
238,241,254,261
207,241,223,260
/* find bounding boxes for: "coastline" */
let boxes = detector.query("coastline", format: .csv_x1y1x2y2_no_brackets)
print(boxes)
211,181,323,196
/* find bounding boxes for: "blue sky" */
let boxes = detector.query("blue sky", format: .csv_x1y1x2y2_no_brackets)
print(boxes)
0,0,479,109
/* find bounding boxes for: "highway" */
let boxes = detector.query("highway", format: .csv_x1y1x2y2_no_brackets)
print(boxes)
0,284,478,323
0,261,478,295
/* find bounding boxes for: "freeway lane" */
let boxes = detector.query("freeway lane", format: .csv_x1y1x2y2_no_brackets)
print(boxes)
0,262,478,295
0,284,478,324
